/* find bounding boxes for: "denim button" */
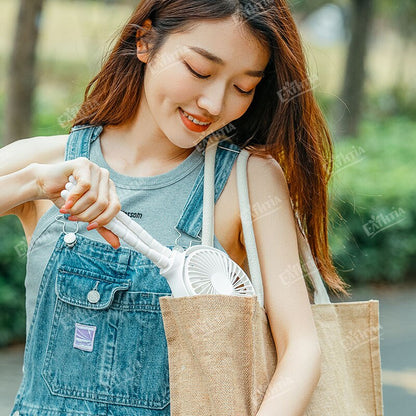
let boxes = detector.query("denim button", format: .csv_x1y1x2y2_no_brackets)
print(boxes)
64,232,77,247
87,289,100,304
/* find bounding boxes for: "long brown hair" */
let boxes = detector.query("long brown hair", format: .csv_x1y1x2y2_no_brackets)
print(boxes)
72,0,350,298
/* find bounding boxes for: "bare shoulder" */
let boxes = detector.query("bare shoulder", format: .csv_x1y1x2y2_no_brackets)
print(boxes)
242,153,290,229
237,152,294,269
246,153,287,191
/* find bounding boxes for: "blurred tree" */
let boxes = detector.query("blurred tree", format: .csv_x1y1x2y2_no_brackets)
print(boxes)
290,0,348,20
4,0,45,145
332,0,375,138
384,0,416,90
290,0,374,137
289,0,330,19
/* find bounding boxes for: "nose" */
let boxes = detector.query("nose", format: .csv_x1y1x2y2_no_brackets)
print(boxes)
197,82,226,119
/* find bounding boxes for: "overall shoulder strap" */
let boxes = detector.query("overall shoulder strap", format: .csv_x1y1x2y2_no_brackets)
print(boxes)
174,137,241,240
65,125,103,161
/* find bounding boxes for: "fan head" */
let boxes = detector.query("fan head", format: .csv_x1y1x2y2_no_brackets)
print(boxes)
183,246,256,296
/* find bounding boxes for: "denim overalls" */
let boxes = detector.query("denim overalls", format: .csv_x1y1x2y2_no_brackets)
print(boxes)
11,125,241,416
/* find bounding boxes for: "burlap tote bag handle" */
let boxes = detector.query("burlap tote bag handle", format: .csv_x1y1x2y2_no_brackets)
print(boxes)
160,137,384,416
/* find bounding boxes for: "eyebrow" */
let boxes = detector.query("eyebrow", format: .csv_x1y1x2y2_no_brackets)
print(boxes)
187,46,265,78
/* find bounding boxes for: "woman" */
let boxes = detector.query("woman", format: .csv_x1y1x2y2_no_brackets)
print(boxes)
0,1,350,415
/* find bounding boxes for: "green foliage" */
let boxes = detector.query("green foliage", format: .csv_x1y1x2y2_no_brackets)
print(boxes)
366,86,416,121
0,216,27,346
379,0,416,38
328,116,416,285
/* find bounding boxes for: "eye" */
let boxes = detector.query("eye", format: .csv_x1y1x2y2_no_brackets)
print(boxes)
183,61,255,96
183,61,210,79
235,86,254,96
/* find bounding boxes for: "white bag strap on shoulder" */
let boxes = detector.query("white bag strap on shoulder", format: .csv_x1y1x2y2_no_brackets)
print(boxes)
235,149,265,306
201,137,219,247
201,138,265,305
200,137,330,306
235,149,331,306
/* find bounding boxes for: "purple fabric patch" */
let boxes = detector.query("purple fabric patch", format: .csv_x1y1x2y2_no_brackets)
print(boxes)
73,323,97,352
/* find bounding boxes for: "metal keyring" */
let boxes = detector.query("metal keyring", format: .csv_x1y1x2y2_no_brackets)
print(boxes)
55,214,79,247
55,214,79,234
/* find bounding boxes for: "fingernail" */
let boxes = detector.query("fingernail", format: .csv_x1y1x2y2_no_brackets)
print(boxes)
87,222,99,231
59,208,69,214
68,216,79,221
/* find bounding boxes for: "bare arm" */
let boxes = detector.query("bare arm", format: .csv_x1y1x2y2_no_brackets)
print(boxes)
0,135,68,217
242,155,321,416
0,135,121,249
0,164,39,217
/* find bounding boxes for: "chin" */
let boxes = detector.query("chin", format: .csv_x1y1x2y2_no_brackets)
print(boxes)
168,136,198,150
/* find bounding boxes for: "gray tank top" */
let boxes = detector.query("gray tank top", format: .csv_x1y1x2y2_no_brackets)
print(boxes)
24,125,240,336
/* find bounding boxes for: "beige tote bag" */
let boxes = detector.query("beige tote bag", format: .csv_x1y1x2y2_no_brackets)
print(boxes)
159,138,384,416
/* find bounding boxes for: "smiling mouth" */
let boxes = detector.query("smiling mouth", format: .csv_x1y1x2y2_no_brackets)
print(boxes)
180,108,212,126
179,107,213,133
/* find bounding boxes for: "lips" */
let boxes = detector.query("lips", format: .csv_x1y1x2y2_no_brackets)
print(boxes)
182,109,212,124
179,108,212,133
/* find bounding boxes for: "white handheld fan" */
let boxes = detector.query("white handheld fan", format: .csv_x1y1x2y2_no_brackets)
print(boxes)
60,138,256,298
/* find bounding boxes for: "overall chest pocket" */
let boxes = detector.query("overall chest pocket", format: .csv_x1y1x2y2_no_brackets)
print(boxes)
42,263,171,410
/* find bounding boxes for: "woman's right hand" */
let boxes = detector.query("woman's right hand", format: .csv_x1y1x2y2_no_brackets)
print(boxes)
32,157,121,249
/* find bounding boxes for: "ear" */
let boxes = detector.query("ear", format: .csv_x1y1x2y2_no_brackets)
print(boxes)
136,18,153,63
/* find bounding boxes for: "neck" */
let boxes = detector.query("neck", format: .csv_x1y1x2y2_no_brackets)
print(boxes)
100,100,195,169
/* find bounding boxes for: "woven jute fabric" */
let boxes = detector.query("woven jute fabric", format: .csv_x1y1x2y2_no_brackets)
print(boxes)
306,300,384,416
159,296,384,416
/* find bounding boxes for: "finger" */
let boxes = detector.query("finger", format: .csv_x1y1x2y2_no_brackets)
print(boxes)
97,227,120,250
86,179,121,227
62,158,93,209
70,168,110,222
66,163,99,213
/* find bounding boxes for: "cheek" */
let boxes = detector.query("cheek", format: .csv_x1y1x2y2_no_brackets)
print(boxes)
146,60,254,122
151,63,196,106
228,98,254,122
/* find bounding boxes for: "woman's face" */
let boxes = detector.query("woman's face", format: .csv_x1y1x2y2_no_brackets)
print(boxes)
137,16,271,149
